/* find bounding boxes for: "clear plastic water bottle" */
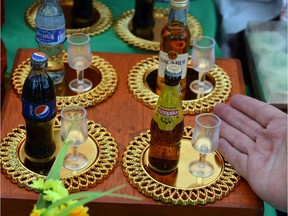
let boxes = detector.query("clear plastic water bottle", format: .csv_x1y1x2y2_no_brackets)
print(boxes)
35,0,66,84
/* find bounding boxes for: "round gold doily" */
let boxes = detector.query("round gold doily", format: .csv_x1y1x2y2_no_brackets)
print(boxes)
0,115,118,193
11,52,118,110
114,8,203,52
122,126,240,205
25,0,113,37
128,56,232,115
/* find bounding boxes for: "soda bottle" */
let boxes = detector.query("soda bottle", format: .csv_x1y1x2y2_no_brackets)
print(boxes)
131,0,155,40
35,0,66,84
21,52,57,173
157,0,191,98
149,64,184,173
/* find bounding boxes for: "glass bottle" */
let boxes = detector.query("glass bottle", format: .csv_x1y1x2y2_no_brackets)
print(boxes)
131,0,155,40
149,64,184,173
35,0,66,85
157,0,191,97
71,0,95,28
21,52,57,174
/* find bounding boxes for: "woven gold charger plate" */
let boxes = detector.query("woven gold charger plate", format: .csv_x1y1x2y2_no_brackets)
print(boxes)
0,115,118,193
114,8,203,52
25,0,113,37
11,52,118,110
128,56,232,115
122,126,240,205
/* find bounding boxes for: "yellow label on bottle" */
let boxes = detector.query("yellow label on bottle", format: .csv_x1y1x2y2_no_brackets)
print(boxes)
153,106,183,131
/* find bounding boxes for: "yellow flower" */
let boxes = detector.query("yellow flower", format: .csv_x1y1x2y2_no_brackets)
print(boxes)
67,206,89,216
30,205,46,216
44,190,64,203
30,179,45,191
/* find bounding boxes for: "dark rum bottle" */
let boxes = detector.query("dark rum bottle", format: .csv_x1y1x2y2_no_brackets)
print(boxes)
149,64,184,173
71,0,95,28
157,0,191,97
131,0,155,40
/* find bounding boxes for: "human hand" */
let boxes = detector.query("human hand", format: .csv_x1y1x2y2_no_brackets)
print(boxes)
213,94,287,212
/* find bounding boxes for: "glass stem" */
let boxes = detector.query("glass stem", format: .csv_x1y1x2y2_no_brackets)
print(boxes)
198,153,207,168
76,70,84,84
72,146,79,160
198,72,206,86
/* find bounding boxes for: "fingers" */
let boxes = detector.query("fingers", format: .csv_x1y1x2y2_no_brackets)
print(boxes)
218,120,254,155
213,102,263,142
230,94,287,127
218,137,248,178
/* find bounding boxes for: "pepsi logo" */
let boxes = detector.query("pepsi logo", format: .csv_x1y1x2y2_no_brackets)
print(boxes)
35,105,50,118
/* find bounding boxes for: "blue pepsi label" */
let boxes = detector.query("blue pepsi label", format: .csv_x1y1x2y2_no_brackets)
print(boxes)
22,98,56,121
36,25,66,44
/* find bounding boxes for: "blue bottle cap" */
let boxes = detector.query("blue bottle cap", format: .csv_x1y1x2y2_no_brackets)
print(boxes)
31,52,47,62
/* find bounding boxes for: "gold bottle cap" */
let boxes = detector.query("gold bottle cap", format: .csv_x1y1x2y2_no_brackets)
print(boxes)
170,0,189,9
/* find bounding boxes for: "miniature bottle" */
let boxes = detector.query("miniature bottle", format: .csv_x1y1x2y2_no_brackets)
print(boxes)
35,0,66,84
21,52,56,173
157,0,191,97
149,64,184,173
71,0,95,28
131,0,155,40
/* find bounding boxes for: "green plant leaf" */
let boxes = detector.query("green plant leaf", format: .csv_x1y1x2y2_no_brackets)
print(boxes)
36,120,74,209
43,184,141,215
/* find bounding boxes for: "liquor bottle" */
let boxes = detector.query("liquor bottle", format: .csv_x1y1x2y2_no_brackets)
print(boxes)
35,0,66,84
71,0,95,28
131,0,155,40
157,0,191,97
21,52,57,173
149,64,184,173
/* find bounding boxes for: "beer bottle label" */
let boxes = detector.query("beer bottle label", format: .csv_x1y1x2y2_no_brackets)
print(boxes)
22,98,56,121
153,105,183,131
158,50,188,79
36,25,66,45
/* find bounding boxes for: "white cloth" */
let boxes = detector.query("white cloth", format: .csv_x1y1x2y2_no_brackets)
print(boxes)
215,0,282,35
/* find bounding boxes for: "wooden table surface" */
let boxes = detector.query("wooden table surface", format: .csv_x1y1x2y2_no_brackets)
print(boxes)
1,48,263,216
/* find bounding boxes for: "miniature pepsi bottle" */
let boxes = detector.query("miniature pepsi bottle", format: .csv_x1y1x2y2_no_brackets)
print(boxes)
21,52,56,170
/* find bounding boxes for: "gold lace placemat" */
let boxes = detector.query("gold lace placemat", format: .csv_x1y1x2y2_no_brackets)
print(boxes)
0,115,118,193
128,56,232,115
122,126,240,205
25,0,113,37
11,52,118,110
114,8,203,52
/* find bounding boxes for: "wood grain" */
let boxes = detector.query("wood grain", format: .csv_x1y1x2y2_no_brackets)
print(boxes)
1,48,263,216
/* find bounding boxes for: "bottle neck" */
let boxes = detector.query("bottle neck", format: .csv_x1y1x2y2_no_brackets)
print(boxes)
31,63,47,74
168,6,188,27
161,80,180,96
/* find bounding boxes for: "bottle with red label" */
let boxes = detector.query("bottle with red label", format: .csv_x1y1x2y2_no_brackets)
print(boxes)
21,52,56,174
149,64,184,173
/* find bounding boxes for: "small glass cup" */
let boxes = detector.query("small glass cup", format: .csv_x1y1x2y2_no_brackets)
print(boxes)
190,36,215,94
67,33,92,93
188,113,221,178
60,105,88,170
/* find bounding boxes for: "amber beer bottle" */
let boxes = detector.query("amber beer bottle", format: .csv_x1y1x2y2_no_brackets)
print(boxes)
149,64,184,173
131,0,155,40
157,0,191,97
